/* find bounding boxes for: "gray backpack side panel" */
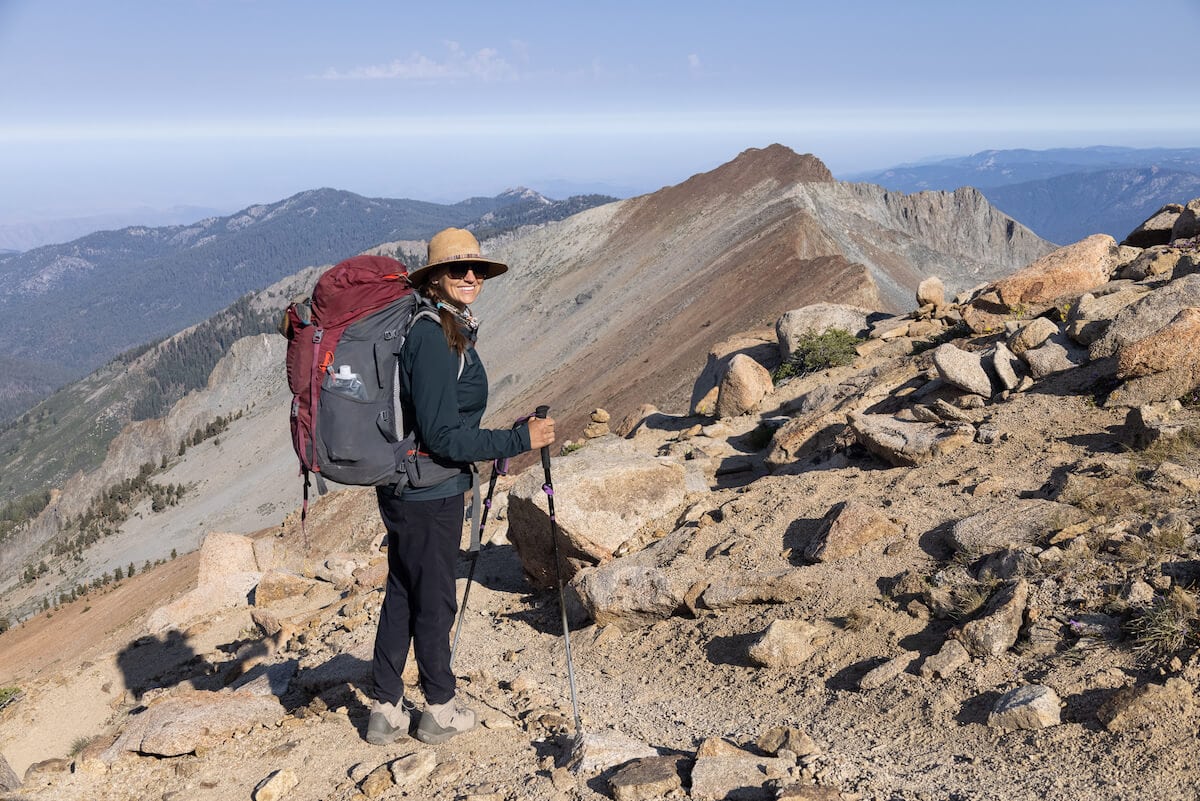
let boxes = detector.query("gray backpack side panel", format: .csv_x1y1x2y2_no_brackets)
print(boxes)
314,294,415,486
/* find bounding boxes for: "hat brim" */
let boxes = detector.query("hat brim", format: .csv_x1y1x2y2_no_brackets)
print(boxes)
408,257,508,286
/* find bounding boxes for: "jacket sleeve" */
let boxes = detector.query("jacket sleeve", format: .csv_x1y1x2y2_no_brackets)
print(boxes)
405,322,531,464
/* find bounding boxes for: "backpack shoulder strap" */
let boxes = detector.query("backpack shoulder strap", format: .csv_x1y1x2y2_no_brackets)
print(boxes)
393,298,466,447
405,296,467,380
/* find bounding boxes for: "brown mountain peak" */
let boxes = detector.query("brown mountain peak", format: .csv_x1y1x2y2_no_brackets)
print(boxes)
727,143,834,183
666,144,833,203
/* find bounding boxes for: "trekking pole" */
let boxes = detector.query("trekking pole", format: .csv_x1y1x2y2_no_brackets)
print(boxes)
449,456,506,669
536,405,583,739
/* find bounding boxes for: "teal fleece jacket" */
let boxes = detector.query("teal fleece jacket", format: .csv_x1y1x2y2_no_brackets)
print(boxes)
398,315,530,500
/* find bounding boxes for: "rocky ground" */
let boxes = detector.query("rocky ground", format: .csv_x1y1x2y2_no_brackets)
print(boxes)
2,204,1200,800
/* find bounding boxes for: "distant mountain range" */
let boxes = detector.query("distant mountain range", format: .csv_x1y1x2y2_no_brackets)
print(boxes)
0,205,227,252
847,146,1200,245
0,187,615,423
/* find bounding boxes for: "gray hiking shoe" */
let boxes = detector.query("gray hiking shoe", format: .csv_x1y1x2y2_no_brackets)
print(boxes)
366,698,414,745
416,697,476,744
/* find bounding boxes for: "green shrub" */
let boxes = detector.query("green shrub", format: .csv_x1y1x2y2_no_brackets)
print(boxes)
772,328,860,383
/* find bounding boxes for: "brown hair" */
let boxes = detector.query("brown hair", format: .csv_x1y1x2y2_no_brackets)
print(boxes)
416,269,469,355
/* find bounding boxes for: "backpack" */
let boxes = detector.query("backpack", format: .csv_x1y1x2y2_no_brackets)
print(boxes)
281,254,459,509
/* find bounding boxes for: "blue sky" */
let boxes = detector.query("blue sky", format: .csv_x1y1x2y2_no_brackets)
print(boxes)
1,0,1198,223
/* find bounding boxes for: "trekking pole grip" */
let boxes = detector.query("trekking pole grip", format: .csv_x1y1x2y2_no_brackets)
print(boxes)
535,405,551,473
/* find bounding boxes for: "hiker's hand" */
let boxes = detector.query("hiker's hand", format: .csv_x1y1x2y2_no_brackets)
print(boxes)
528,416,556,450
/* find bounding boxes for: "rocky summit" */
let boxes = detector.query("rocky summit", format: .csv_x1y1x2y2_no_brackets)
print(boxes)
2,173,1200,800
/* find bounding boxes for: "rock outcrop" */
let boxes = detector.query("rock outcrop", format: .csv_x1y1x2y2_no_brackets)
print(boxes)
507,446,687,587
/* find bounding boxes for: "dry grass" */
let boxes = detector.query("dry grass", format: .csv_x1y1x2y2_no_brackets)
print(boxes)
69,736,93,757
1127,587,1200,662
948,582,996,620
1116,539,1152,565
1135,427,1200,472
1148,522,1189,556
840,607,873,631
1065,479,1151,519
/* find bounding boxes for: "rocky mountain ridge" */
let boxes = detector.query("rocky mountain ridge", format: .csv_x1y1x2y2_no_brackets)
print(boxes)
1,196,1199,800
473,145,1052,442
0,144,1051,622
850,146,1200,245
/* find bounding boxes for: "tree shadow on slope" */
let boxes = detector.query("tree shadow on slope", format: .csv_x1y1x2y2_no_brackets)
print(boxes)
115,629,201,700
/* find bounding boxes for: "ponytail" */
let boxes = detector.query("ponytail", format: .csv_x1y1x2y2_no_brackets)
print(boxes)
436,305,469,355
417,274,470,355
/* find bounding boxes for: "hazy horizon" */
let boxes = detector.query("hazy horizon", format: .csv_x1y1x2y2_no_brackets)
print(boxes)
2,1,1198,227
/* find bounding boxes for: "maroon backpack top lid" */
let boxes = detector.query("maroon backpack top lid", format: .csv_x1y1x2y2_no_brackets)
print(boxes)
311,255,411,329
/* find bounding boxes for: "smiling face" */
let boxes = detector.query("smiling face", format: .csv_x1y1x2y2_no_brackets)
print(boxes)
431,263,486,308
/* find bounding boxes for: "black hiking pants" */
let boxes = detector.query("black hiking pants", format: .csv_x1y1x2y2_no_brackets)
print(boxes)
371,490,462,707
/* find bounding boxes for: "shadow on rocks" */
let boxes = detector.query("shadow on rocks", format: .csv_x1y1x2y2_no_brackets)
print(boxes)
703,631,760,667
917,520,957,560
782,516,826,565
632,412,703,436
1026,355,1121,401
954,690,1002,726
1161,559,1200,587
712,456,767,490
289,654,374,729
498,588,589,637
1058,424,1129,455
115,629,200,701
896,619,956,659
1021,464,1073,500
1061,687,1115,730
455,542,530,594
826,656,887,691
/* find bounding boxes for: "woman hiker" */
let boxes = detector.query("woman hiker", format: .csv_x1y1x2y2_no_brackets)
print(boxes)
367,227,556,746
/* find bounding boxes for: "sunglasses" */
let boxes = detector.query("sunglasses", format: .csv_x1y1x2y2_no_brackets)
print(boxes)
446,263,488,280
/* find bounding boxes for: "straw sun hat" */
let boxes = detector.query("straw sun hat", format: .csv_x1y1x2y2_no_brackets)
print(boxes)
408,227,508,286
